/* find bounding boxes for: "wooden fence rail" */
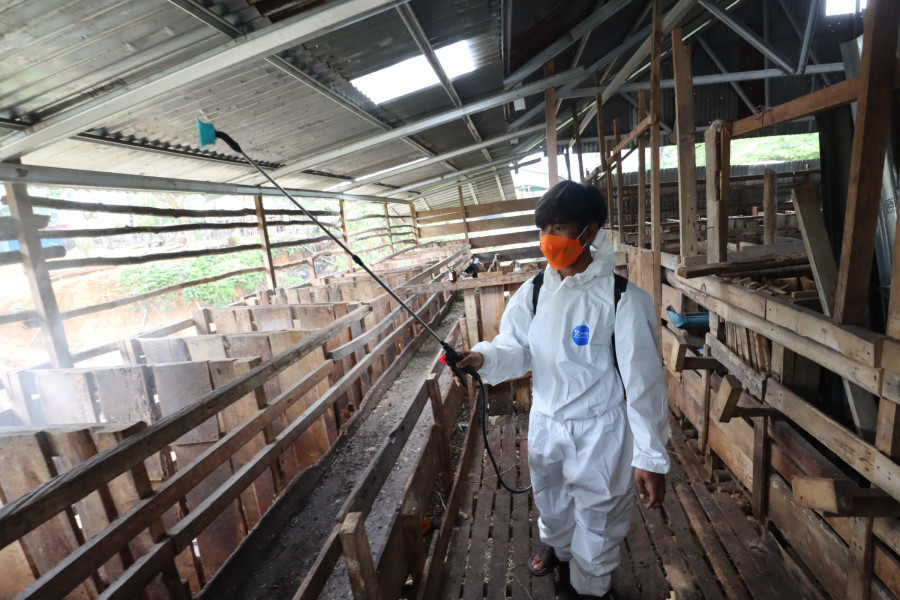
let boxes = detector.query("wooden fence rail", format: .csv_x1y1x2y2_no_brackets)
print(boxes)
294,318,467,600
0,243,465,599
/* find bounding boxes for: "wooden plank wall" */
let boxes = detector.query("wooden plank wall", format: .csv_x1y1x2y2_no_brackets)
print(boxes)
416,199,543,264
597,34,900,600
294,319,469,600
626,245,900,600
0,243,465,600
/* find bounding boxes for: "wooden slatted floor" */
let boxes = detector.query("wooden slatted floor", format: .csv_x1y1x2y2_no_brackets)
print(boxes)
441,413,825,600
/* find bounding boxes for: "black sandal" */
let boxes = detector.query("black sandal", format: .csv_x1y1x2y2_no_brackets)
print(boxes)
529,545,560,577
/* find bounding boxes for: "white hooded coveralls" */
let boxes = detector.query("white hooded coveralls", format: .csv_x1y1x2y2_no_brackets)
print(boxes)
471,235,669,597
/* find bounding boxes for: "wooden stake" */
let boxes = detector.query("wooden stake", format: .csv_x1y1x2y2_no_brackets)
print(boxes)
458,187,470,244
340,512,381,600
614,117,624,245
762,169,777,246
671,27,699,260
698,342,712,452
572,105,585,179
463,289,480,345
834,0,900,324
594,88,614,224
340,200,353,272
544,60,558,188
409,205,420,244
2,178,72,367
704,122,731,263
637,89,648,249
254,195,278,290
426,374,454,492
383,203,394,254
400,501,426,595
847,516,874,600
752,415,769,524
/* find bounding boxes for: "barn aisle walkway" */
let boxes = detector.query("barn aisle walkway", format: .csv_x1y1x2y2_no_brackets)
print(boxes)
441,412,824,600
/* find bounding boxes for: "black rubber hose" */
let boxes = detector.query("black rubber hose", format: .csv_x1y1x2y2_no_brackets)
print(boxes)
475,371,532,494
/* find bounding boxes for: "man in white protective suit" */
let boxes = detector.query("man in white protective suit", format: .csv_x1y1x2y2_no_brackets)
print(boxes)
454,180,669,600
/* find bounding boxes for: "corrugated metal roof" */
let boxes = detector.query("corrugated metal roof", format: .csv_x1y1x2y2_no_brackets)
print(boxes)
0,0,869,213
0,0,222,120
415,169,517,211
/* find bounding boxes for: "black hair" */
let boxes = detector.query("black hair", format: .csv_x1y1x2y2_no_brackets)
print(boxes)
534,180,608,231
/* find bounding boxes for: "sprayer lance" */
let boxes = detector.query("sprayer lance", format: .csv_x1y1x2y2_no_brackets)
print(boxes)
198,122,474,382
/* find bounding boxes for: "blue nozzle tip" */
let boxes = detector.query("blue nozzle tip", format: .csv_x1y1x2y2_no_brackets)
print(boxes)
197,118,217,148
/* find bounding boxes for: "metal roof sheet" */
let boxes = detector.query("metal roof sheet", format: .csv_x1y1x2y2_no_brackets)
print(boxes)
0,0,870,214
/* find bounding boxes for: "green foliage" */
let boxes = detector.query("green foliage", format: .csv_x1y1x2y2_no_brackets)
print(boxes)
116,252,265,311
655,133,820,171
730,133,820,164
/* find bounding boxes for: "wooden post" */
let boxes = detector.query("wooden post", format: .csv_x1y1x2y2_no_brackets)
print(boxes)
638,90,648,249
340,512,381,600
426,374,454,493
2,179,72,367
463,289,480,345
254,195,278,290
698,341,712,452
762,169,777,246
704,121,731,263
649,0,663,326
596,94,615,228
613,118,624,246
834,0,900,325
340,199,353,272
409,204,420,244
544,60,559,188
672,27,699,261
307,257,318,285
458,187,470,244
400,500,427,595
572,105,585,180
752,416,769,524
847,516,875,600
383,203,395,254
459,316,476,402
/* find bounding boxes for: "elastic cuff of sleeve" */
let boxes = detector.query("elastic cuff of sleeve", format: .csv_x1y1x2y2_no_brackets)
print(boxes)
632,456,670,474
470,341,493,375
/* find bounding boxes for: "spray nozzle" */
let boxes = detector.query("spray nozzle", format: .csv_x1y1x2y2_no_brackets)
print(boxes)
196,119,243,154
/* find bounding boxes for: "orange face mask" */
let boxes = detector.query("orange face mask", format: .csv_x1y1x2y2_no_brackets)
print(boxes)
539,227,588,270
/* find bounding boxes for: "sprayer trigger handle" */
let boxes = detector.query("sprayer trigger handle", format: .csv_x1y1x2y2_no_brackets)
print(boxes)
449,364,469,385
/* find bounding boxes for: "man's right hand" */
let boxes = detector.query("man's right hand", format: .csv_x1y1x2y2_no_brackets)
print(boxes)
450,350,484,387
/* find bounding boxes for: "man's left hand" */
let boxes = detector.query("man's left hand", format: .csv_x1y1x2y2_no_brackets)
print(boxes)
634,468,666,509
